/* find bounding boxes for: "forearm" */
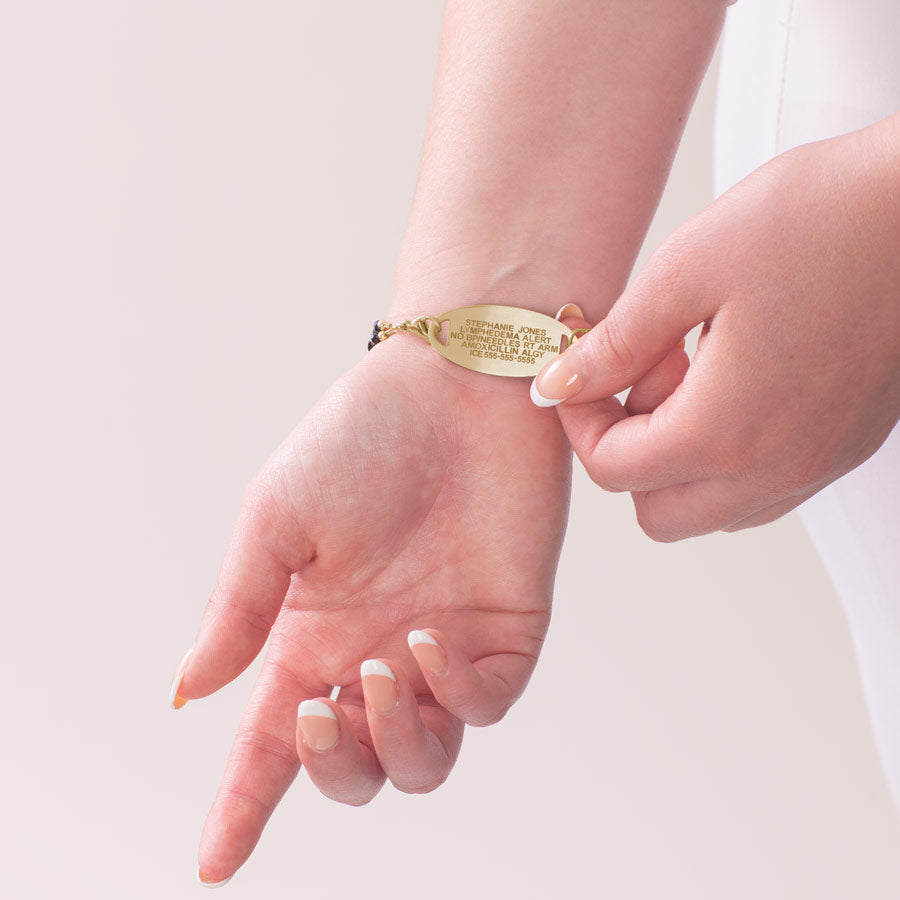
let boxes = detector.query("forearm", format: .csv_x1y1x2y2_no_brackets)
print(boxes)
390,0,725,323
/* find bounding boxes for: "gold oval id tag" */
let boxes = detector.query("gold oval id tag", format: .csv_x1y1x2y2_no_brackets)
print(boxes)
426,305,573,377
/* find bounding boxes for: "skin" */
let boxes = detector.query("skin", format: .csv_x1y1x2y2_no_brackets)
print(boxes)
181,339,572,880
556,112,900,541
172,0,727,883
182,0,900,883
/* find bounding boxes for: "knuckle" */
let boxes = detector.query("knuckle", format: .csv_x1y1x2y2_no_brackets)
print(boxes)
435,689,501,727
327,777,381,807
233,601,277,640
783,451,831,493
207,573,275,639
241,464,294,542
241,462,315,572
638,519,678,544
586,466,626,493
438,681,479,715
230,727,299,769
241,469,275,522
216,784,272,819
592,312,636,375
468,708,506,728
309,765,385,807
399,771,449,795
650,240,693,296
340,793,376,808
634,498,681,544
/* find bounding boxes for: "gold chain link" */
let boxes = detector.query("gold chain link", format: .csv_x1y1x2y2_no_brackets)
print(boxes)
369,315,443,350
381,315,442,341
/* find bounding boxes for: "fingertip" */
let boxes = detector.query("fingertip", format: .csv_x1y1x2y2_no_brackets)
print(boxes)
408,629,448,677
197,868,233,888
295,694,386,804
358,648,461,795
360,659,399,715
360,659,396,681
555,395,628,473
530,375,565,408
404,630,524,728
555,302,584,321
530,345,587,410
624,345,690,416
169,647,193,710
297,699,340,753
297,698,337,719
407,628,439,648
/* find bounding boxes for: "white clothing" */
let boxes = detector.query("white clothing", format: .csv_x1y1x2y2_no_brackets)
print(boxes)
715,0,900,807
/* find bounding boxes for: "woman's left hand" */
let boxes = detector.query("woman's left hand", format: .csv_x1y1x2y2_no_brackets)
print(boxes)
172,331,575,885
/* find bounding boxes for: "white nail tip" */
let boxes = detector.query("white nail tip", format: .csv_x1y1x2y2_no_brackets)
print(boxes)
360,659,396,681
298,699,336,720
530,377,563,408
169,647,193,709
555,303,583,321
197,870,232,888
408,630,439,648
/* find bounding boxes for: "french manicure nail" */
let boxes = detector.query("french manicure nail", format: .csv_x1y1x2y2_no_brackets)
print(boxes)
360,659,398,714
555,302,585,321
530,351,585,408
408,630,448,676
169,647,193,710
197,868,233,888
297,699,340,751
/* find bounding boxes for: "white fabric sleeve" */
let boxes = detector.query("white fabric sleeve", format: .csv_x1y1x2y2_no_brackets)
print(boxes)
715,0,900,811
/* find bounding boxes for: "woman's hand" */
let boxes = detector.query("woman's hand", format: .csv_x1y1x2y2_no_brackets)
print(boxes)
534,114,900,540
172,335,572,884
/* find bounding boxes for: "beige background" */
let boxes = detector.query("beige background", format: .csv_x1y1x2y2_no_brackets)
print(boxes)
2,3,899,898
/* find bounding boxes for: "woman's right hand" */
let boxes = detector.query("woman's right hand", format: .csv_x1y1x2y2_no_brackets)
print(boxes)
544,114,900,540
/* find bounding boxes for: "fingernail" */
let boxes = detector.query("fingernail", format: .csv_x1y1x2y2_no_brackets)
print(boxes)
360,659,398,714
297,699,339,751
530,351,585,408
169,647,193,710
555,303,584,321
408,630,448,676
197,868,233,888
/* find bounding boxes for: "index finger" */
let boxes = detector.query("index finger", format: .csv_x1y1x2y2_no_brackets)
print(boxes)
558,396,708,493
197,643,331,885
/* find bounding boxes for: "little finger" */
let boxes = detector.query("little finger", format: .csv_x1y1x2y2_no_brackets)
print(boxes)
407,628,532,727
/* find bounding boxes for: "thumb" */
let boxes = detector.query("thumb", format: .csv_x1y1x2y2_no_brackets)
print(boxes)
530,257,715,408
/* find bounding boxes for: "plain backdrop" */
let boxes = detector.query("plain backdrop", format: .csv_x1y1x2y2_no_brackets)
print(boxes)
2,3,899,898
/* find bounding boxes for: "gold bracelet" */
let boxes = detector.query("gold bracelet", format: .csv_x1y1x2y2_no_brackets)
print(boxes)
368,304,589,378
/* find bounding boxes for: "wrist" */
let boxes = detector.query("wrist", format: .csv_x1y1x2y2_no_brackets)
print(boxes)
388,236,617,324
362,332,556,406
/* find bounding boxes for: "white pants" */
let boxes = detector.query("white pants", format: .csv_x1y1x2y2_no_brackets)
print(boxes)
716,0,900,808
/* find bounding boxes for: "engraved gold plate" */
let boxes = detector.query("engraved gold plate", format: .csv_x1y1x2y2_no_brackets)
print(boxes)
425,305,573,377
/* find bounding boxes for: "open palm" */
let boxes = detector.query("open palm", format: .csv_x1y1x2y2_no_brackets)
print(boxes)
172,336,573,883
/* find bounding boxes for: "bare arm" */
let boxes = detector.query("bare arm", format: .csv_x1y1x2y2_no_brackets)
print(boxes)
181,1,729,884
391,0,726,324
